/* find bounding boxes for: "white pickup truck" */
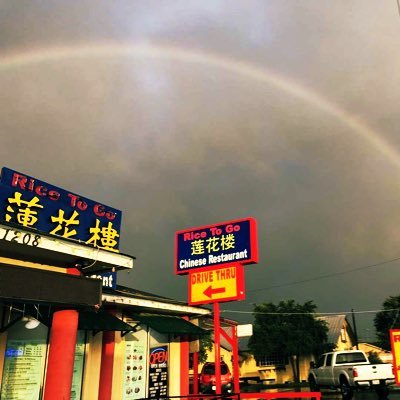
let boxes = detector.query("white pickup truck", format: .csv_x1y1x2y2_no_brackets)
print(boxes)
308,350,395,399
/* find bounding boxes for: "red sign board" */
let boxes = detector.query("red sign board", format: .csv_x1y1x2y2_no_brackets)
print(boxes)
175,217,258,275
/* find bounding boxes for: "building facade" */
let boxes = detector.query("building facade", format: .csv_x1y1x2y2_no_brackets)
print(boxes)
0,244,210,399
0,167,210,399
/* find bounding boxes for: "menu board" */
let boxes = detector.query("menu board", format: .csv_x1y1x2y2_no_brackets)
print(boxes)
70,331,85,400
122,342,146,399
147,346,168,399
0,339,47,400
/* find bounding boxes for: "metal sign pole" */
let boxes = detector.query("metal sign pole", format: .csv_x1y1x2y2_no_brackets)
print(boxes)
232,325,240,393
213,301,222,395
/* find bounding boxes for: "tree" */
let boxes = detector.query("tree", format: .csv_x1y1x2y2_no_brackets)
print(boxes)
367,351,383,364
198,330,213,363
374,295,400,350
248,300,332,383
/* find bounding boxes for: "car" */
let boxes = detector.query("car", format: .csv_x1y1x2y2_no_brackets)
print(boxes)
308,350,395,399
199,361,233,394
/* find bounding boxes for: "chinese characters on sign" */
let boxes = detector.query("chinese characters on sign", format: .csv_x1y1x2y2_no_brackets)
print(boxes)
0,167,122,252
175,217,258,275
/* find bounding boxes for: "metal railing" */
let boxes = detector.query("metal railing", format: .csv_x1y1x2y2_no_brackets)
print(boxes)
135,392,321,400
136,395,239,400
240,391,321,400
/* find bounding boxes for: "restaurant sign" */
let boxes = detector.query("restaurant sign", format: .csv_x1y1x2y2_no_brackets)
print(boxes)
90,271,117,289
0,167,122,252
175,217,258,275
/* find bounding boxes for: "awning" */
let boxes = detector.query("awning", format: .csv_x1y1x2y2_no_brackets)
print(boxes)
0,222,134,272
132,314,206,336
38,310,134,332
0,264,101,307
78,311,134,332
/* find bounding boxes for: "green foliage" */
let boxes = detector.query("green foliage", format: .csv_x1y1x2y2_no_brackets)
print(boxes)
198,330,213,364
367,351,383,364
374,295,400,350
248,300,332,383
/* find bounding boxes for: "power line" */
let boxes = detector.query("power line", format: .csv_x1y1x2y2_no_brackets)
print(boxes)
220,308,400,316
247,256,400,293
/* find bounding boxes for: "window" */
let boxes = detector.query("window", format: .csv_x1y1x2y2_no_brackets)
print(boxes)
316,355,326,368
336,352,367,364
326,354,333,367
257,354,288,369
0,320,48,400
204,365,215,374
340,328,347,342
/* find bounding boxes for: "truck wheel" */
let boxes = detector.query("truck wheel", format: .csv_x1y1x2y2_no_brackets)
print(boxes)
340,378,353,400
308,376,319,392
375,386,389,398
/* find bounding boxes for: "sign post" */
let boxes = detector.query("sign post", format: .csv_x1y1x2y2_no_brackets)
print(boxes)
231,325,240,394
214,302,222,394
175,217,259,396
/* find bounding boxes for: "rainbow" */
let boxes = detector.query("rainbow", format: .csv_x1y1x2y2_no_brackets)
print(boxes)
1,42,399,168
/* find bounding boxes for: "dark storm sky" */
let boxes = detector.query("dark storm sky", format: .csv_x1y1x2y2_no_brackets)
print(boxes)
1,1,400,338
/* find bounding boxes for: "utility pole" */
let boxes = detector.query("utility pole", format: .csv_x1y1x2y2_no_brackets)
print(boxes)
351,309,359,349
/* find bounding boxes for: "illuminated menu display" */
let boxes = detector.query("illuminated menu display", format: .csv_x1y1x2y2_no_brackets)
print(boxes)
122,342,146,399
147,346,168,398
0,339,46,400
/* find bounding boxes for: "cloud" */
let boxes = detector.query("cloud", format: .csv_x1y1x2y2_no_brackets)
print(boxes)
1,1,400,338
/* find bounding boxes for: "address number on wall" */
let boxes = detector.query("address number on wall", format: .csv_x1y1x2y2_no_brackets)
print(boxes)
1,228,41,247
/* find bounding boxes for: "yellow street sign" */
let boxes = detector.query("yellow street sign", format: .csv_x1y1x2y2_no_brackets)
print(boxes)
188,265,245,305
391,329,400,385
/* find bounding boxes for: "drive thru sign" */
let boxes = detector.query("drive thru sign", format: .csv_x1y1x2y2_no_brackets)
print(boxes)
390,329,400,385
188,264,245,305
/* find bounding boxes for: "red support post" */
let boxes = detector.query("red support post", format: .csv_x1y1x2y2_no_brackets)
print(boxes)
43,309,79,400
231,325,240,393
43,267,80,400
180,316,190,396
214,302,222,395
193,351,199,394
180,335,190,396
98,330,115,400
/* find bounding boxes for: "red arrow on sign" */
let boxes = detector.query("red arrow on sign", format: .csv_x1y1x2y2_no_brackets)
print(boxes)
203,285,226,299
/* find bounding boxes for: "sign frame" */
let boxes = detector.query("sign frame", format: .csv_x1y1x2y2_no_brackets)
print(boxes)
188,264,245,306
174,217,258,275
